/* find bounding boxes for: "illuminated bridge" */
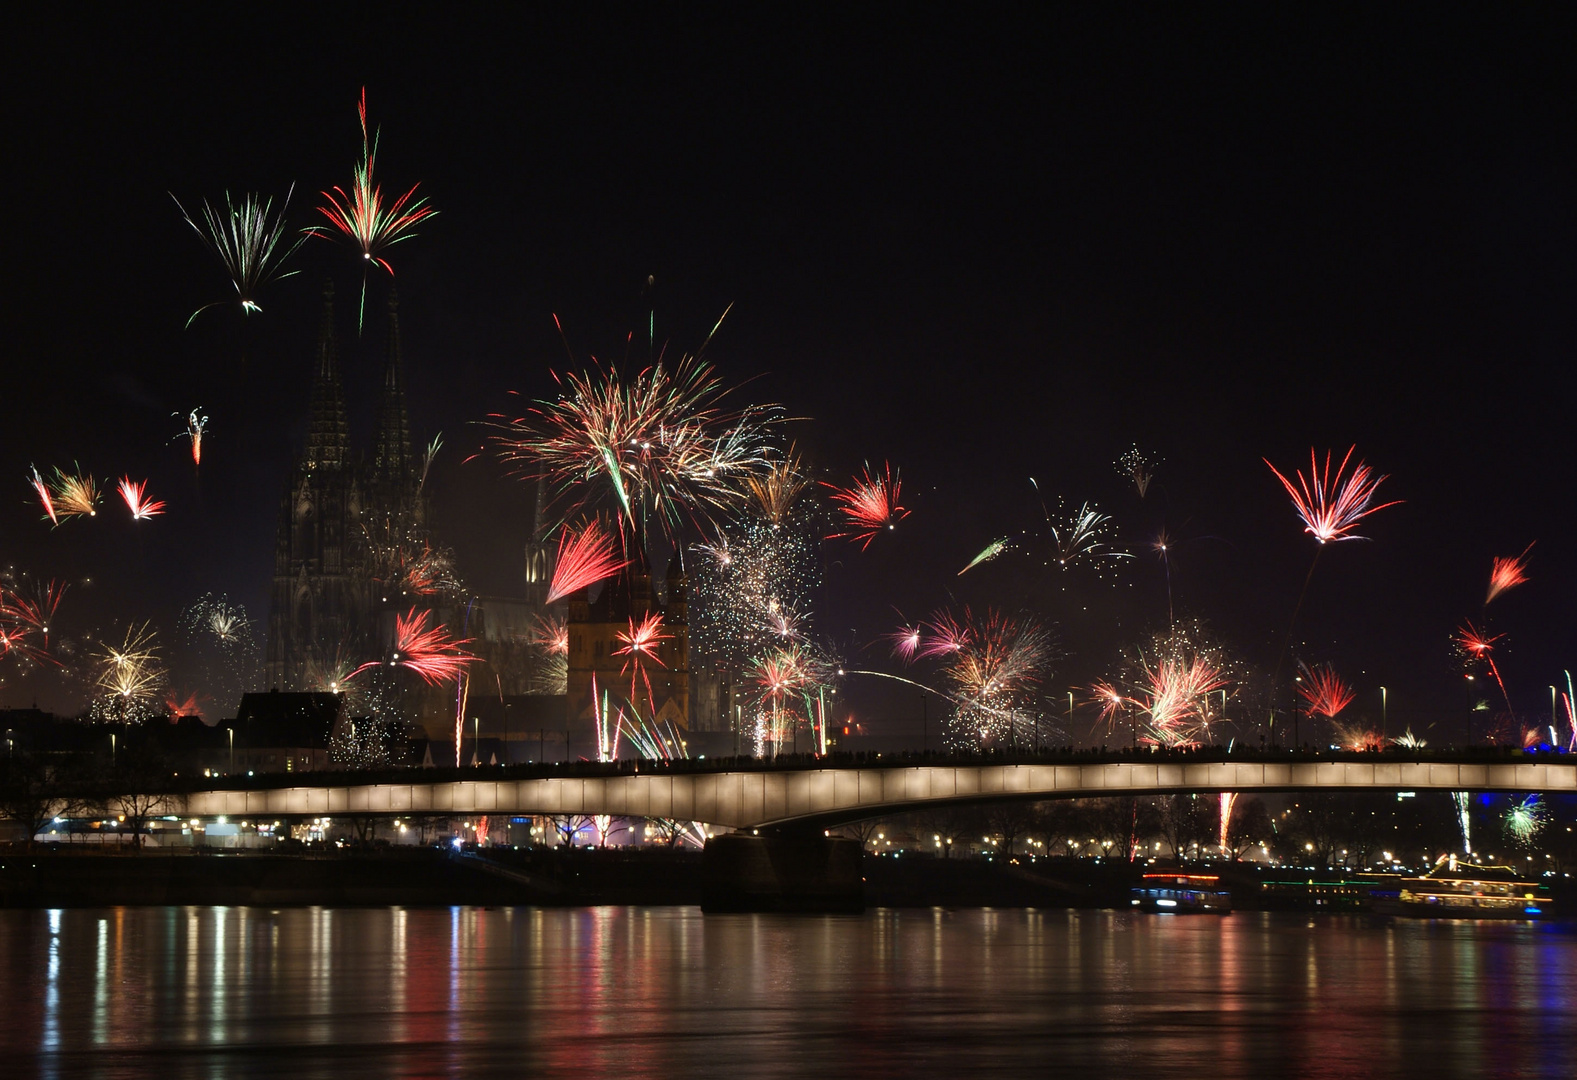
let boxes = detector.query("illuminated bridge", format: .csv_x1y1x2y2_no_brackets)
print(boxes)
176,755,1577,832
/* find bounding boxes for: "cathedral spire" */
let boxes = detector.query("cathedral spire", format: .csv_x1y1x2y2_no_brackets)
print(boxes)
304,281,351,471
373,286,413,479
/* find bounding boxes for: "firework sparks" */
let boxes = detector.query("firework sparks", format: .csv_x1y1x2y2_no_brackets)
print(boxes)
1329,722,1385,751
172,187,305,327
163,689,208,721
1390,728,1427,749
48,467,100,520
1265,446,1401,544
824,462,910,550
352,608,476,686
959,537,1011,576
310,88,437,329
177,409,209,467
691,518,819,671
1219,792,1237,856
1295,664,1355,720
28,466,56,525
117,477,166,520
1115,445,1159,498
546,520,629,604
5,579,67,656
1485,543,1534,605
1505,795,1548,845
1097,621,1237,748
887,622,925,662
490,343,779,548
899,607,1051,748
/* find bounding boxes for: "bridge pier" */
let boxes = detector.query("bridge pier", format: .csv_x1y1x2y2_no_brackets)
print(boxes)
701,832,864,913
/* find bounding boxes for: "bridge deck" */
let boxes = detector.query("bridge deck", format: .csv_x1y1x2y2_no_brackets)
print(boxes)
178,759,1577,830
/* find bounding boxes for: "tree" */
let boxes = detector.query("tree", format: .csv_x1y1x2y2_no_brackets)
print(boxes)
99,742,177,851
1225,798,1273,860
0,753,86,848
985,803,1037,855
1156,794,1213,860
549,814,594,847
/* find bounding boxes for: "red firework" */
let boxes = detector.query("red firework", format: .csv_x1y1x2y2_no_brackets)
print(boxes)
1296,664,1355,719
1455,620,1513,716
823,462,910,550
1264,446,1401,544
352,608,476,686
1087,680,1130,728
1486,543,1534,605
546,520,629,604
117,477,166,520
615,611,671,714
163,690,208,721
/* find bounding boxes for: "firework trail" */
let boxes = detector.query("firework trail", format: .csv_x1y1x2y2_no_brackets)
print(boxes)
28,466,56,525
1115,445,1159,497
1505,795,1548,845
490,342,779,550
1452,791,1473,855
172,186,305,327
176,409,209,467
1455,620,1513,718
418,433,443,494
1265,446,1401,545
48,466,100,520
310,88,437,330
351,608,476,686
823,462,910,550
1219,792,1237,856
454,668,471,767
959,537,1011,575
1485,543,1534,605
90,622,166,724
1562,671,1576,752
1295,663,1355,720
546,520,629,604
614,611,671,716
117,477,166,520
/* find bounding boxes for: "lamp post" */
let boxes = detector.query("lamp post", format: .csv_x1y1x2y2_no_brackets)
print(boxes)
1380,686,1388,741
227,727,234,774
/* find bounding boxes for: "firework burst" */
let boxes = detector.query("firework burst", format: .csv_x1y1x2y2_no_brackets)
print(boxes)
899,607,1051,749
614,611,672,715
490,343,779,550
48,466,100,520
1485,543,1534,605
90,622,166,724
1265,446,1401,544
1115,445,1159,497
176,409,209,467
310,88,437,329
824,462,910,550
1041,497,1130,569
172,186,305,327
690,518,819,670
959,537,1012,576
117,477,166,520
546,519,629,604
1097,621,1237,747
1295,663,1355,720
745,448,810,525
1455,620,1513,716
1504,795,1548,845
352,608,476,686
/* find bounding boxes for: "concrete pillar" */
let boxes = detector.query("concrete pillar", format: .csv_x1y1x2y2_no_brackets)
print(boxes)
701,832,864,913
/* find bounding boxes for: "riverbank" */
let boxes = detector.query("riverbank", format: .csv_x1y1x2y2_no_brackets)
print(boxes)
4,847,1572,912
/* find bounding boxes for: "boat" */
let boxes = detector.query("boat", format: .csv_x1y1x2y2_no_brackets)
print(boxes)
1130,872,1233,913
1374,855,1554,919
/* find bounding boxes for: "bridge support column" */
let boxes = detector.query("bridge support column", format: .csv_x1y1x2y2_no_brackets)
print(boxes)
701,832,864,913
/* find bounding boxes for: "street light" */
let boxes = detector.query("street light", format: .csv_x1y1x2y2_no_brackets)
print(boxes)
227,727,234,774
1380,686,1387,740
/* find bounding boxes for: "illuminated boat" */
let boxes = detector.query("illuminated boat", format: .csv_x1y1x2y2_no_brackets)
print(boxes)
1375,856,1554,919
1130,872,1232,913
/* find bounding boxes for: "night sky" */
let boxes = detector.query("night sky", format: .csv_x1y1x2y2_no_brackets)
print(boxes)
6,8,1574,736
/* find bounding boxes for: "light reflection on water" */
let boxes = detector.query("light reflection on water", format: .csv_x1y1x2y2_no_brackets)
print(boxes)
1,906,1575,1078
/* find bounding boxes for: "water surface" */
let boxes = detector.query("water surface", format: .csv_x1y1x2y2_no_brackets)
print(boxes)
1,906,1573,1078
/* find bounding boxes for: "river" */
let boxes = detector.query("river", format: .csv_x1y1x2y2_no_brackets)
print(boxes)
1,906,1573,1077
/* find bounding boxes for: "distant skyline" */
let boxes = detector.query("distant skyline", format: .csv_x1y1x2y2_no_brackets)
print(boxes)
4,8,1574,737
